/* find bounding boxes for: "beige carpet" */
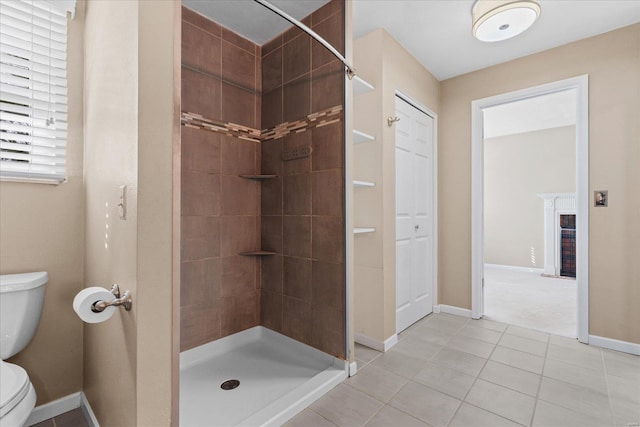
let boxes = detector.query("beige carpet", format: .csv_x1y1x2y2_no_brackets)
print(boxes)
483,266,576,337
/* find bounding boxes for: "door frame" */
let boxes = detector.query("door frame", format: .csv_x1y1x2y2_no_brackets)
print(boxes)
395,90,438,326
470,75,589,343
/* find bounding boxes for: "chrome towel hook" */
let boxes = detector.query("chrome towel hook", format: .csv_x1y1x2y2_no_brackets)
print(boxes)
387,116,400,127
91,284,132,312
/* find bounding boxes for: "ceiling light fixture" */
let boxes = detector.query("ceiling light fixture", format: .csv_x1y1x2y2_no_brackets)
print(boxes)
472,0,541,42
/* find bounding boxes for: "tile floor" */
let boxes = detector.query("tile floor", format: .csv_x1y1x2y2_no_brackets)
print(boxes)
484,266,576,337
286,313,640,427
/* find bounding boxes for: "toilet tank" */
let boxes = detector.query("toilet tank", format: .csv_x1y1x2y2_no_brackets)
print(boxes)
0,272,47,360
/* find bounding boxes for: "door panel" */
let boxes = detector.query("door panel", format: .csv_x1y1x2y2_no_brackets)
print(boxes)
396,96,435,333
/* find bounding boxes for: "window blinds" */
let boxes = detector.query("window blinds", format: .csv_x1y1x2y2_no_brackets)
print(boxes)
0,0,75,183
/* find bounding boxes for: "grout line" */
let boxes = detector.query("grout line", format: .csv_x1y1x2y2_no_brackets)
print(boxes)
528,330,550,426
600,347,617,425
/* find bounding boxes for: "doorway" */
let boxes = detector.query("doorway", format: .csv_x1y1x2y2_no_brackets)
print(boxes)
395,94,436,333
471,76,589,343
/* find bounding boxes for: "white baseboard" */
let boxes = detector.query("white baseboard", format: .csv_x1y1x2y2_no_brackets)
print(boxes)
81,392,100,427
436,305,472,318
355,333,398,352
27,392,82,426
589,335,640,356
484,263,544,274
348,361,358,377
27,391,99,427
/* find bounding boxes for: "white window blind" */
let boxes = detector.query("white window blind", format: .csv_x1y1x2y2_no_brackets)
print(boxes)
0,0,75,183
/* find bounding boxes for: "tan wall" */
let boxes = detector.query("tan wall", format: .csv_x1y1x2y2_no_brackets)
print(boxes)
83,1,178,426
484,126,576,268
0,2,85,405
439,23,640,344
353,29,439,343
83,1,139,425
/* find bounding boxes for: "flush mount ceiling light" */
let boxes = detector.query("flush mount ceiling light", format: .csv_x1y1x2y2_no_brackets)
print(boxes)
472,0,541,42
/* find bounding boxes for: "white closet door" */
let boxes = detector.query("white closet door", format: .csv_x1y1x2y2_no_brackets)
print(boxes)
395,96,434,333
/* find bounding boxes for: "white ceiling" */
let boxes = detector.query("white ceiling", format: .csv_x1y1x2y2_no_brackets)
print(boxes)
483,90,576,139
182,0,330,45
353,0,640,80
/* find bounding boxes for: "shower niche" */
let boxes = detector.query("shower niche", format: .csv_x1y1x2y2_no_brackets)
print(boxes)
179,1,347,425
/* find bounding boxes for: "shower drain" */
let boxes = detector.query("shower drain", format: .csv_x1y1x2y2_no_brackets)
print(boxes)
220,379,240,390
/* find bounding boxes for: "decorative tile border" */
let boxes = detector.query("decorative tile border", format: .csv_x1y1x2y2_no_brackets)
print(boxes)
181,105,343,143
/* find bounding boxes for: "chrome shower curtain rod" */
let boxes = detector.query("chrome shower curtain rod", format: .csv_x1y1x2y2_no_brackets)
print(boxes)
253,0,356,79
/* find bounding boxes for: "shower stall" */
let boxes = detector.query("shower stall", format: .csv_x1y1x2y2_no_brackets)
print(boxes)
178,1,349,425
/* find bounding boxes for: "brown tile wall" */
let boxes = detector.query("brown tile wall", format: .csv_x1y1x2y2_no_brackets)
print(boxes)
181,7,261,352
260,0,346,358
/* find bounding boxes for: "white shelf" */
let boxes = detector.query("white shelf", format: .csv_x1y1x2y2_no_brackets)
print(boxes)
353,129,375,144
353,76,374,96
353,180,375,188
354,227,375,234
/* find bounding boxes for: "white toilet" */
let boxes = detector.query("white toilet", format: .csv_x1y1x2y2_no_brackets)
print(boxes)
0,272,48,427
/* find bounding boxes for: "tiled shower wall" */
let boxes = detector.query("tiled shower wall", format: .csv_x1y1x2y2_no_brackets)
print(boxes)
259,0,346,358
180,0,346,358
180,7,261,351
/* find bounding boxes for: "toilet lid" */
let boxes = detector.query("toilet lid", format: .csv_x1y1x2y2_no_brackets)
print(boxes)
0,361,30,417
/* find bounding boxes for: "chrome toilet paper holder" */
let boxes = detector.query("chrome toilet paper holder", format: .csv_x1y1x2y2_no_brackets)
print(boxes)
91,284,132,313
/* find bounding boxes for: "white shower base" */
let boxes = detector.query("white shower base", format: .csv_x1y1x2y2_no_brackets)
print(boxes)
180,326,347,427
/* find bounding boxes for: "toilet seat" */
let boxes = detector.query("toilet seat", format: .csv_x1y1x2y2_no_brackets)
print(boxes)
0,360,32,420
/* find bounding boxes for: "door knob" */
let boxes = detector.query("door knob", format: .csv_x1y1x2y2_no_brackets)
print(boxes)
414,225,419,231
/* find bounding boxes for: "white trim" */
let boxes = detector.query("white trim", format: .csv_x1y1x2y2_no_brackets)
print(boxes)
354,333,398,352
437,304,472,318
394,90,439,326
348,361,358,377
81,392,100,427
471,75,589,342
589,335,640,356
484,263,544,274
432,305,441,313
27,392,81,426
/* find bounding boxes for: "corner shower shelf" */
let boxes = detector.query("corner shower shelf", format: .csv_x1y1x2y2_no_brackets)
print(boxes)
239,251,277,256
353,228,375,234
353,76,374,96
353,129,375,144
353,180,375,188
239,174,277,180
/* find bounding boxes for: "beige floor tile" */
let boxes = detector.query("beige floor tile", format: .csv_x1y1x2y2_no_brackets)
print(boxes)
603,349,640,368
309,384,384,427
538,377,612,419
543,358,607,393
457,324,503,344
446,335,496,358
532,400,613,427
604,357,640,382
354,344,382,364
469,318,508,333
547,344,604,372
370,349,426,379
407,324,453,346
465,379,536,426
449,403,523,427
490,346,545,374
413,361,476,399
607,374,640,404
389,381,461,427
364,405,430,427
346,364,409,403
499,333,548,357
505,325,550,343
423,315,467,334
480,360,541,396
611,396,640,427
391,336,443,361
548,335,598,354
284,409,336,427
436,313,469,324
431,347,487,377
